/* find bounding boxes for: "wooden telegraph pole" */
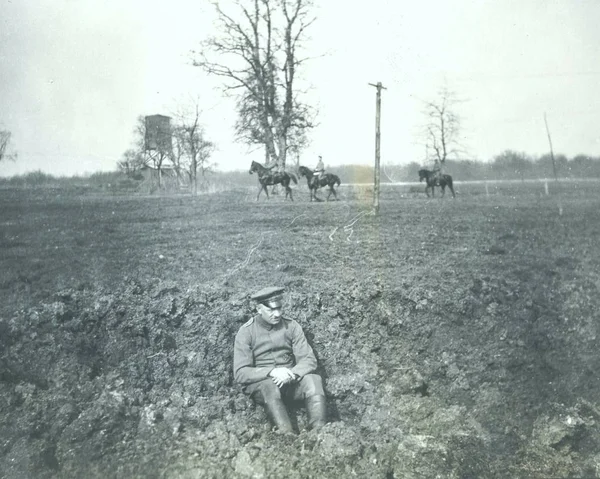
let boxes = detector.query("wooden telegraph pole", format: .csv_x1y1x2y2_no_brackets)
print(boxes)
369,82,386,213
544,112,558,182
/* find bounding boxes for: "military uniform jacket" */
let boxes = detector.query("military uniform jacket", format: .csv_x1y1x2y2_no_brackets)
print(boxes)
233,315,318,386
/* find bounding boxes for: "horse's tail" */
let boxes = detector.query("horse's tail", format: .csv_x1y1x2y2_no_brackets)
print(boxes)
289,173,298,184
336,176,341,186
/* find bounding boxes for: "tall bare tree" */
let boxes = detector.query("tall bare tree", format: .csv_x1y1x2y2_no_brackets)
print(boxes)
0,130,17,163
194,0,315,170
422,85,464,170
171,126,188,186
173,103,215,195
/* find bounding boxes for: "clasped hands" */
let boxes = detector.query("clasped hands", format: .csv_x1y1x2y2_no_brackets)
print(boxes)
269,367,298,388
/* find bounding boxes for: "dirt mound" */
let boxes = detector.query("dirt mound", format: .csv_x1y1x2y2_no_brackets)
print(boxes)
2,272,599,478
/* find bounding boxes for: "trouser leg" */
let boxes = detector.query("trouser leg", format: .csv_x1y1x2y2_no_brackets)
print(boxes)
247,379,294,434
306,395,327,430
264,398,294,433
292,374,327,430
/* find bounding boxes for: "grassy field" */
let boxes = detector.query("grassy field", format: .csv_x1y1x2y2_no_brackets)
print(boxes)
1,179,596,313
1,180,599,478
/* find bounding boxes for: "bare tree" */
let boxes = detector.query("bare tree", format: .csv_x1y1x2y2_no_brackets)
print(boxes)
131,116,147,154
118,149,146,177
194,0,316,170
171,126,188,186
0,130,17,163
422,85,465,170
286,124,309,170
173,102,216,195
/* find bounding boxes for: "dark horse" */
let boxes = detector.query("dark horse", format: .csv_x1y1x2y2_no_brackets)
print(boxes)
249,160,298,201
418,169,456,198
298,166,341,202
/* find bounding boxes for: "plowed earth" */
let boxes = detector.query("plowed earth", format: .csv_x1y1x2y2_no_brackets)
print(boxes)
1,181,599,478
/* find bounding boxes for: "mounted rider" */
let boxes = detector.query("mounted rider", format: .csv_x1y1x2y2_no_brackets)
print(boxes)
266,161,278,175
312,156,325,187
433,158,444,183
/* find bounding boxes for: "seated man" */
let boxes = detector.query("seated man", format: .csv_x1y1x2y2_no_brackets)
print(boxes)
233,286,327,434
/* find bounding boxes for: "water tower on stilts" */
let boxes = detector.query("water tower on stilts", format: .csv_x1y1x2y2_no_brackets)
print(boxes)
144,114,173,189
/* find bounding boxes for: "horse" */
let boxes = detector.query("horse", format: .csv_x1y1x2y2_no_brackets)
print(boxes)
249,160,298,201
418,169,456,198
298,166,341,202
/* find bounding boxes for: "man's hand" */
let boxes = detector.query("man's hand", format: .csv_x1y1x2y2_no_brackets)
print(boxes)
269,367,297,388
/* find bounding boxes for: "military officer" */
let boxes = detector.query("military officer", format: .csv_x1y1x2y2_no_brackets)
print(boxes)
233,286,327,434
433,158,444,182
314,156,325,176
313,156,325,188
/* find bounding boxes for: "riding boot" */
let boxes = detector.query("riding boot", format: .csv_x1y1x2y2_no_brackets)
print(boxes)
305,395,327,430
264,399,294,434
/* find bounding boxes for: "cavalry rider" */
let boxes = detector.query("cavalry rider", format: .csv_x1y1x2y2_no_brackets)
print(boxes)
313,156,325,187
433,158,444,183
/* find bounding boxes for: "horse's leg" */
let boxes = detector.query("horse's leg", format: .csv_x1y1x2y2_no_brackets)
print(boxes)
257,184,269,201
327,185,336,201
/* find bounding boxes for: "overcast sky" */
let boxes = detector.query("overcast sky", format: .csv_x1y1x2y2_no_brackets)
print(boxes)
2,0,600,176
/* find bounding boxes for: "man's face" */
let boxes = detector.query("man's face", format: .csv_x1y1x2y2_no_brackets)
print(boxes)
258,299,283,325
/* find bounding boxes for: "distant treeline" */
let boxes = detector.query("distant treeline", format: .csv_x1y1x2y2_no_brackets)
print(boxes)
332,151,600,183
1,152,600,190
0,170,122,189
